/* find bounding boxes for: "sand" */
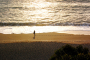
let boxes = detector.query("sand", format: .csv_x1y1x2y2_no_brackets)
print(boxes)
0,33,90,44
0,33,90,60
0,42,90,60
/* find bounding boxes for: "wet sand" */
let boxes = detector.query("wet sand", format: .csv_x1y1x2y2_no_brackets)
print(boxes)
0,33,90,44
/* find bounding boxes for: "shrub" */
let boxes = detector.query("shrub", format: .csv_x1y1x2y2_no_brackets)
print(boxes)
62,44,77,56
83,47,89,54
49,44,90,60
76,45,83,53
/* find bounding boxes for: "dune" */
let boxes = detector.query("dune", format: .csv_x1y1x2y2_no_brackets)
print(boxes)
0,42,90,60
0,33,90,60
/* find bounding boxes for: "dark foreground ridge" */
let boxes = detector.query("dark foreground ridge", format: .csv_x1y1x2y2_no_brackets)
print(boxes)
0,42,90,60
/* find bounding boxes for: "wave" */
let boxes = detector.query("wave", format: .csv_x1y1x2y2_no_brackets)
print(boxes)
0,22,90,26
0,26,90,34
0,22,36,26
56,0,90,2
0,7,26,10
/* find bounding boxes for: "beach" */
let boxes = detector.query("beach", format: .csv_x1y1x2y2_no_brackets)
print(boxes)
1,0,90,59
0,33,90,44
0,33,90,60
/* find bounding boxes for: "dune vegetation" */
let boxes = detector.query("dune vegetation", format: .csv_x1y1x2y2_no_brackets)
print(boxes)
50,44,90,60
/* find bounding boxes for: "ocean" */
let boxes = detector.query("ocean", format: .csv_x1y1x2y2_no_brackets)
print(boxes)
0,0,90,34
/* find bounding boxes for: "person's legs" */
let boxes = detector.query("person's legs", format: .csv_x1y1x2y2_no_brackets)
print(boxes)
34,34,35,39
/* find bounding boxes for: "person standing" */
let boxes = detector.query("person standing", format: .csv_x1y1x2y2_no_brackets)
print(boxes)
33,30,35,39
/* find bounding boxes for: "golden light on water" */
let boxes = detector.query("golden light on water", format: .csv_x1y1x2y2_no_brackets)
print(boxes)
0,0,90,34
23,2,51,8
21,2,58,23
17,1,90,25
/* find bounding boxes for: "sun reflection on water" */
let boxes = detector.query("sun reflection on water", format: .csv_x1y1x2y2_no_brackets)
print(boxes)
21,2,58,23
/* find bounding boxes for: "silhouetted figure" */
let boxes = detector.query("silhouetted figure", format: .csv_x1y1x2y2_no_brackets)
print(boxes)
33,30,35,39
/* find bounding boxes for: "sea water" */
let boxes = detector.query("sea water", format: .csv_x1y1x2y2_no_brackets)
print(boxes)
0,0,90,34
0,26,90,35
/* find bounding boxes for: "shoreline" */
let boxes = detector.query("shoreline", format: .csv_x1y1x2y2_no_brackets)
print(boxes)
0,33,90,44
0,26,90,35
